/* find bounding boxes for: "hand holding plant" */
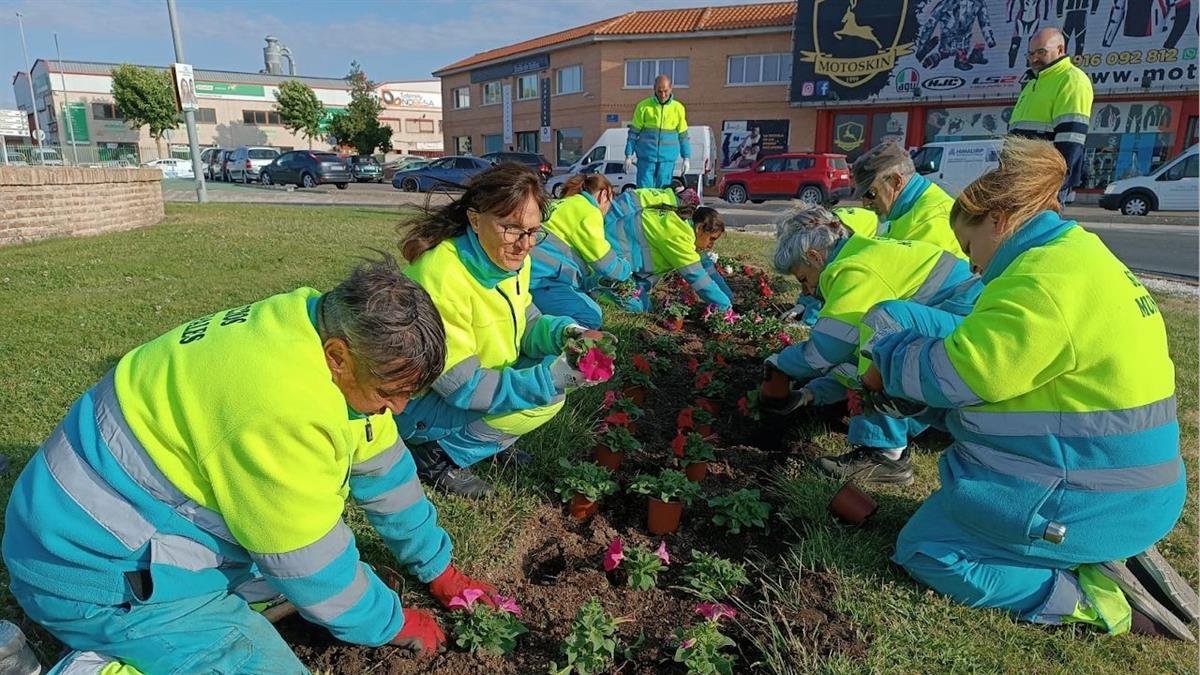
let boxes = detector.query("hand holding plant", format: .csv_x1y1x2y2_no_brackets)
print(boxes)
563,332,618,383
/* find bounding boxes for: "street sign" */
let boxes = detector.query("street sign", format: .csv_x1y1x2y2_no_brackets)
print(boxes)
0,109,30,137
32,129,45,142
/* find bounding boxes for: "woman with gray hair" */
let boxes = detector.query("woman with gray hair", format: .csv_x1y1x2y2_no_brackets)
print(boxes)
764,203,980,485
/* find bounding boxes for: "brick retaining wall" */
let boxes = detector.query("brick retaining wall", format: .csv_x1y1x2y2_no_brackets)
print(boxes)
0,167,163,246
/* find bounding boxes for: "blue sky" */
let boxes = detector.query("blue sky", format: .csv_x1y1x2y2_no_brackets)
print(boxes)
0,0,762,107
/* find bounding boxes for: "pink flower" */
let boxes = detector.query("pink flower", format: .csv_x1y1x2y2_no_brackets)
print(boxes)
722,308,739,324
701,304,716,321
603,538,624,572
492,594,523,616
631,287,643,299
777,331,793,346
602,389,618,409
578,346,615,382
646,351,658,360
655,541,670,565
695,603,737,622
448,588,486,611
680,638,696,649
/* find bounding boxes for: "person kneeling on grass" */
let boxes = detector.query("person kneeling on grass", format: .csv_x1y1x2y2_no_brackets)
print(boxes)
863,137,1196,640
3,254,497,673
762,203,981,486
397,163,612,500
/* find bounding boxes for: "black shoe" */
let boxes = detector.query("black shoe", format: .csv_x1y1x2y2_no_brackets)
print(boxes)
1097,560,1195,641
493,446,532,466
409,442,495,499
1127,545,1200,626
815,446,913,485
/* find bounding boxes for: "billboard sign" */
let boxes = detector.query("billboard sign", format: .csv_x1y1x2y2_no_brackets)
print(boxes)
720,120,791,169
791,0,1199,105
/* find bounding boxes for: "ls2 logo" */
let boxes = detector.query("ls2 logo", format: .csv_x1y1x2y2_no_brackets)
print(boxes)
921,75,965,91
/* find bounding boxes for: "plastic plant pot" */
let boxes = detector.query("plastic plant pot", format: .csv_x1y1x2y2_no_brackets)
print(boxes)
760,366,792,406
647,498,683,534
683,461,708,483
696,424,713,437
695,397,721,415
594,444,625,471
569,493,599,520
828,480,878,526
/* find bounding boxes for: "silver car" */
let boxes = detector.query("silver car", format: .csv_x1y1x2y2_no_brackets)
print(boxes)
544,160,636,198
227,146,279,183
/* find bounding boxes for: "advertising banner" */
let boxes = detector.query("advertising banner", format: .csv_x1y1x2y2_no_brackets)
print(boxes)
791,0,1198,105
720,120,791,169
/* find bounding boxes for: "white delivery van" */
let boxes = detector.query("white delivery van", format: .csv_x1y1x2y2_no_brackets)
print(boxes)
911,139,1002,197
568,125,717,192
1100,144,1198,216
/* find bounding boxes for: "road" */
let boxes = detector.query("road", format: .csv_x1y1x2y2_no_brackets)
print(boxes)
163,179,1198,280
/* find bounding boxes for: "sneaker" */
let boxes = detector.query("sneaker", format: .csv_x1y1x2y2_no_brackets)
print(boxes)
815,446,914,485
1127,545,1200,625
410,442,495,499
1097,560,1195,641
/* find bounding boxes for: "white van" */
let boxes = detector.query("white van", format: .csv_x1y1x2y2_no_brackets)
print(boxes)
568,125,717,191
911,139,1002,197
1100,144,1199,216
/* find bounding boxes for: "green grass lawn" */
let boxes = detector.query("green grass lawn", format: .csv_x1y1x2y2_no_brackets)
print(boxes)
1,203,1196,672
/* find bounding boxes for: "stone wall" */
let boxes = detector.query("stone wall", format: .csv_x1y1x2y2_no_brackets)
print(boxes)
0,167,164,246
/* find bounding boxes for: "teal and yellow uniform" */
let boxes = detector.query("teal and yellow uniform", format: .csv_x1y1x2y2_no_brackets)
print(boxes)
1009,57,1094,199
870,211,1184,633
879,174,966,260
626,95,690,188
4,288,451,673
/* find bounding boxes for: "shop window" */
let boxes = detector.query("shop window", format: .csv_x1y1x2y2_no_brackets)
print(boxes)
484,134,503,154
516,131,538,153
1081,100,1181,189
557,127,583,166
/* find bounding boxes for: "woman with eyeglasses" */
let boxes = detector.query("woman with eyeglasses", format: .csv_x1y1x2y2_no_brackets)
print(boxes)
397,164,613,498
863,138,1191,639
530,174,631,329
598,185,734,313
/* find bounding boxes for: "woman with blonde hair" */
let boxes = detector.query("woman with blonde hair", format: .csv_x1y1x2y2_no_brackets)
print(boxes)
863,137,1194,639
530,173,630,328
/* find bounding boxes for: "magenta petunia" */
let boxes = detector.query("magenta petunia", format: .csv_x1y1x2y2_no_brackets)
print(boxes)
448,587,486,611
654,541,670,565
578,346,615,382
603,389,618,409
603,538,625,572
695,602,737,622
492,594,523,616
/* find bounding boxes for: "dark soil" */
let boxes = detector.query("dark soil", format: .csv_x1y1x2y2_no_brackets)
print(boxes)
281,267,870,673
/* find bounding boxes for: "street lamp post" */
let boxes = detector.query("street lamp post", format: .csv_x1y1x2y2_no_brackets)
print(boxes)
166,0,207,203
15,12,45,163
54,32,79,165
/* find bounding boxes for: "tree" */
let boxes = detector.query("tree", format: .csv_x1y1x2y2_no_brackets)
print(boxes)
327,62,392,156
274,80,325,149
110,64,179,159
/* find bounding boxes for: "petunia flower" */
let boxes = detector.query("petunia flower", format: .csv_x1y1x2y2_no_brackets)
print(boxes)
680,638,696,649
737,396,751,417
695,371,713,391
655,541,670,565
701,304,716,321
722,308,739,324
578,346,615,382
603,389,618,409
604,411,630,427
603,538,625,572
632,354,652,374
777,331,794,346
695,602,737,622
677,407,695,430
448,588,486,611
671,432,687,458
687,357,700,373
492,594,523,616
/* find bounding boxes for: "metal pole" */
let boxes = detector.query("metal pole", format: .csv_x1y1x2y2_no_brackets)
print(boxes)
54,32,79,165
1,136,8,166
15,12,44,163
166,0,207,203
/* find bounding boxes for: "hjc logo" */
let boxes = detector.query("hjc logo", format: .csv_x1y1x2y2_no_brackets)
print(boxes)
922,76,965,91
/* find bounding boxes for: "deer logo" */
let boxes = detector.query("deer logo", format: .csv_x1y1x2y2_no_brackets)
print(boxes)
834,0,882,49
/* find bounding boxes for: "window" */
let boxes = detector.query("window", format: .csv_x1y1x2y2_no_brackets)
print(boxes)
516,131,538,153
624,58,689,88
242,110,281,125
455,157,480,169
454,136,472,155
786,157,815,171
195,108,217,124
1164,155,1199,180
556,127,583,167
760,157,787,172
484,134,503,154
556,65,582,94
911,146,943,174
517,74,538,100
405,118,435,133
453,87,470,109
91,102,122,120
483,81,502,106
728,53,793,85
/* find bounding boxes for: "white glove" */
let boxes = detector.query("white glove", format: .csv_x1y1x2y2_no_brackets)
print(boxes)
768,387,813,416
779,304,805,324
682,158,691,175
549,353,589,391
624,156,635,174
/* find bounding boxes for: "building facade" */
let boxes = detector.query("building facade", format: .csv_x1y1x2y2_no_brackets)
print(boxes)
789,0,1199,192
11,60,442,162
434,2,815,175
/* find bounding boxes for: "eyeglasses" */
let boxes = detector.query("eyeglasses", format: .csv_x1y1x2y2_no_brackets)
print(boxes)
499,224,548,245
862,187,878,201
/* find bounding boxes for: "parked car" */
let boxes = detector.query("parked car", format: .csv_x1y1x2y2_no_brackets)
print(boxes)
383,155,430,180
28,147,64,166
346,155,384,183
568,126,718,190
391,155,492,192
545,160,636,198
1100,144,1199,216
718,153,851,205
260,150,351,189
481,151,553,182
227,146,279,183
200,148,225,180
213,149,234,181
2,150,27,165
912,139,1002,197
142,158,195,179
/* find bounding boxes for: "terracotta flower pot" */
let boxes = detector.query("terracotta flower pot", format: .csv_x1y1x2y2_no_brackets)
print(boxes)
666,318,684,332
828,481,878,527
623,385,646,406
626,421,640,436
760,366,792,405
569,493,599,520
647,498,683,534
695,397,721,415
696,423,713,437
594,445,625,471
683,461,708,483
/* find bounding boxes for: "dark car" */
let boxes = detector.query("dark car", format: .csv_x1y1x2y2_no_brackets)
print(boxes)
260,151,352,189
718,153,851,205
346,155,384,183
392,155,492,192
481,151,553,182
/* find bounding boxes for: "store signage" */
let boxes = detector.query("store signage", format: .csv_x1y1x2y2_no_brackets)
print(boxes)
470,53,550,83
194,81,266,98
921,75,965,91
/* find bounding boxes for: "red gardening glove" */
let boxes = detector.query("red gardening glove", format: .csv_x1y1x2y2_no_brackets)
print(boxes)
429,564,497,610
390,607,446,655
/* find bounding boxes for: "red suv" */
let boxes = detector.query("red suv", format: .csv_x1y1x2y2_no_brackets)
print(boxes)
718,153,851,205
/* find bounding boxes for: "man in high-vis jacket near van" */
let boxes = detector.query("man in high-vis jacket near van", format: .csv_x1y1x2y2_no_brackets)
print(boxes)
625,74,691,189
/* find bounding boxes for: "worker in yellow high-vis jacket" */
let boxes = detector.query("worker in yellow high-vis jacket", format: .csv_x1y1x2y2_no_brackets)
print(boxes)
625,74,690,189
3,255,500,674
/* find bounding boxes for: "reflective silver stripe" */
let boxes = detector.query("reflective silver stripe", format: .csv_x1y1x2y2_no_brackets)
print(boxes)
464,418,517,446
93,373,237,544
467,370,501,410
252,520,352,579
832,362,858,379
1011,121,1053,133
57,651,117,675
233,576,280,603
151,533,222,571
955,440,1183,492
812,316,859,344
1034,570,1089,624
350,441,407,477
632,214,656,274
802,339,835,370
957,396,1177,437
593,248,620,273
303,563,371,622
1053,113,1090,126
861,306,904,354
357,477,425,515
525,301,542,326
678,261,705,278
432,355,482,398
1054,131,1088,145
913,252,958,304
42,425,155,551
929,340,981,406
542,231,585,271
899,341,923,400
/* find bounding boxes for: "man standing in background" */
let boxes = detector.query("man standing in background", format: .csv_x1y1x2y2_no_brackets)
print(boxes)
625,74,691,188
